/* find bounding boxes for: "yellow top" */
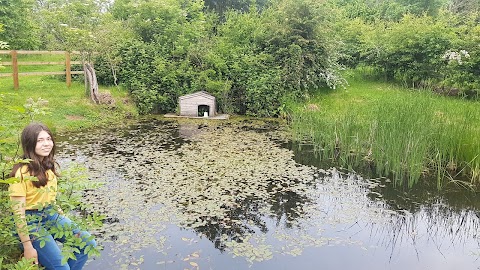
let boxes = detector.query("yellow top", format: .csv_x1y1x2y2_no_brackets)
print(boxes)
9,165,57,210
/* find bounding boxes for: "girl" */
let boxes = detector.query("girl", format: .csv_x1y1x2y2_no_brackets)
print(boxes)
9,122,96,270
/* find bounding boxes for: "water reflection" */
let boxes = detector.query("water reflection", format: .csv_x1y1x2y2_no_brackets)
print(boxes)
55,118,480,269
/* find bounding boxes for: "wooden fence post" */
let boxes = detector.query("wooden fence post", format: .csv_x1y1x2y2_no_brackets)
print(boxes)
65,51,71,87
11,50,19,90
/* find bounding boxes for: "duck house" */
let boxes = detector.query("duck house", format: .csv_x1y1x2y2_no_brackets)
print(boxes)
179,91,216,117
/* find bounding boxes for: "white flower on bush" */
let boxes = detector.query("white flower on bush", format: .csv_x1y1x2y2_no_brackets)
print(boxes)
0,41,8,69
442,49,470,64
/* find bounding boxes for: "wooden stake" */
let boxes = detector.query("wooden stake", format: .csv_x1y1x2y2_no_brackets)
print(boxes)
65,51,71,87
11,50,19,90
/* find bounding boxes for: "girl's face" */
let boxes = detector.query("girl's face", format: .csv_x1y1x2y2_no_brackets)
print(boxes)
35,130,54,158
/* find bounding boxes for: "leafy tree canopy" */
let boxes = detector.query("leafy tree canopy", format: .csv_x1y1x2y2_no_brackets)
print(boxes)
0,0,39,49
33,0,107,51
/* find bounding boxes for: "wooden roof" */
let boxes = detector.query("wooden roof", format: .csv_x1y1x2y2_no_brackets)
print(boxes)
179,91,215,101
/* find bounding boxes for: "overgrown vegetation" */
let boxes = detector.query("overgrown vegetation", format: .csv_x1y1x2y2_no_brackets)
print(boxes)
110,0,344,115
290,71,480,189
1,0,479,186
334,0,480,97
0,1,479,266
1,0,478,113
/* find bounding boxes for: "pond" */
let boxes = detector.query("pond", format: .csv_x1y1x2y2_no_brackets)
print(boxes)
56,118,480,270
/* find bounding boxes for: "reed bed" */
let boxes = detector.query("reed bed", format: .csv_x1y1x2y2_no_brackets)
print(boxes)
290,79,480,189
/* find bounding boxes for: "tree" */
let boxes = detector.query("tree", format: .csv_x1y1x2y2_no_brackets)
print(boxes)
447,0,480,14
0,0,39,49
110,0,210,113
33,0,119,102
331,0,407,22
90,14,136,86
361,14,456,85
263,0,345,91
203,0,268,16
108,0,346,116
0,24,8,71
396,0,444,16
33,0,104,51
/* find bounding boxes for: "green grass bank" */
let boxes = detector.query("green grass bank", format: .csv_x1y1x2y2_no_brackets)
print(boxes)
0,74,137,157
289,71,480,190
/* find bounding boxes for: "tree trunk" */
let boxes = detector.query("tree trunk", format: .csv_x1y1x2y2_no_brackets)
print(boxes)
84,62,99,104
107,57,118,86
82,61,89,97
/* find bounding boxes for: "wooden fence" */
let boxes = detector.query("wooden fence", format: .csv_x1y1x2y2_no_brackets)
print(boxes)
0,50,84,89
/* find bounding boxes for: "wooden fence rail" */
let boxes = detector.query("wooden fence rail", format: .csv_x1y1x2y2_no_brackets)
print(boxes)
0,50,84,89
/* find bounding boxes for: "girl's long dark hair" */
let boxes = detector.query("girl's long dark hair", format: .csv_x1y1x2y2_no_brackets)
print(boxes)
10,122,59,188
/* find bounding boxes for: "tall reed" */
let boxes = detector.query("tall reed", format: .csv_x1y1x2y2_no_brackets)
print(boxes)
430,98,480,188
290,87,480,189
371,92,434,187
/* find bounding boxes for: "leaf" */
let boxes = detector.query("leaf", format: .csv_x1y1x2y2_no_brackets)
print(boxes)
189,262,198,267
11,106,25,113
0,177,20,184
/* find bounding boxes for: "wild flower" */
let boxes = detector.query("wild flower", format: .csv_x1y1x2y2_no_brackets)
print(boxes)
442,49,470,65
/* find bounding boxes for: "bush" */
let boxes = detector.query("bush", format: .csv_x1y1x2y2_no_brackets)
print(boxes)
440,13,480,98
361,14,455,86
111,0,209,114
110,0,345,116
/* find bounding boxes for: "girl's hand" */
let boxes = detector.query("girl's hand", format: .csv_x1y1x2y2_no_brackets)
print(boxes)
23,245,39,265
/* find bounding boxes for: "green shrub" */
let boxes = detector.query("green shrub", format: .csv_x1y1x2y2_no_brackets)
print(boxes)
109,0,345,116
362,14,455,86
440,13,480,97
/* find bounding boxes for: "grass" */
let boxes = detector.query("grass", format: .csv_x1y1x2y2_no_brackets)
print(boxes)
289,70,480,189
0,72,137,157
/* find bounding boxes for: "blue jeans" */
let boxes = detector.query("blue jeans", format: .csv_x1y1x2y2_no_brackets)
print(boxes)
22,208,97,270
